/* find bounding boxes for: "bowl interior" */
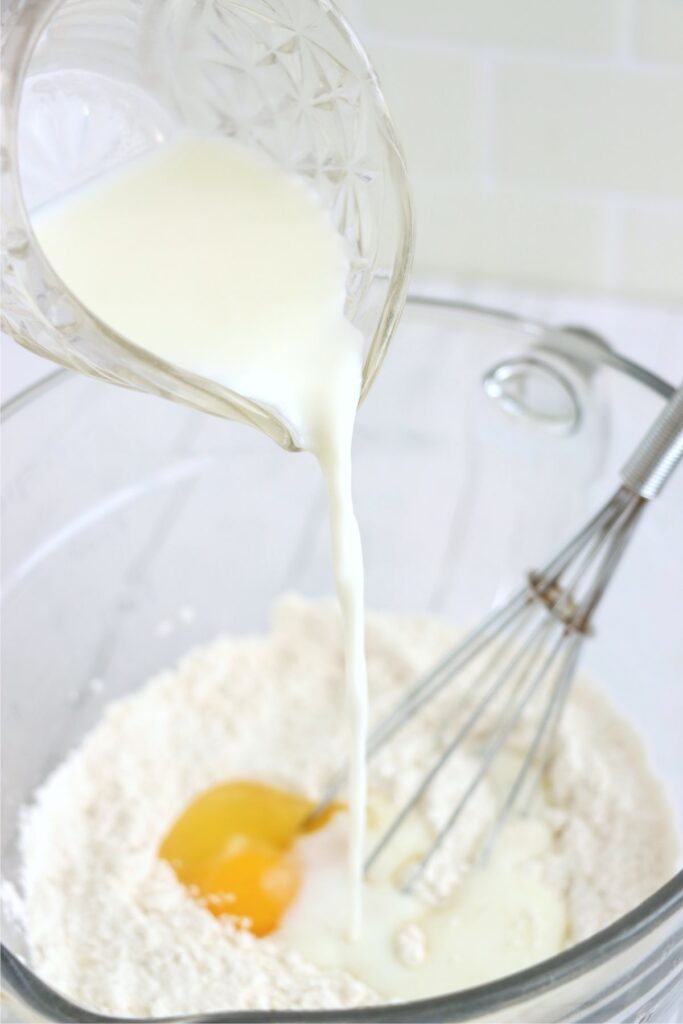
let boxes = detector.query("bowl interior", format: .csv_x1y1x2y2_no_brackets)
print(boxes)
1,297,681,1016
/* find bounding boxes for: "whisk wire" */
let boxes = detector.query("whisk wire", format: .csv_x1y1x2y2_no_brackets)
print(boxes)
572,491,645,630
368,587,530,750
368,525,608,883
536,488,630,584
401,627,570,892
364,608,553,875
479,633,583,861
309,586,531,823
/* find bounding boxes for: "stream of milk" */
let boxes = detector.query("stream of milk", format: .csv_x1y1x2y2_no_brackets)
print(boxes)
32,134,368,937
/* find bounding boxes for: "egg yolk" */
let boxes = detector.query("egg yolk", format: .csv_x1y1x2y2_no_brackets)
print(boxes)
159,780,336,937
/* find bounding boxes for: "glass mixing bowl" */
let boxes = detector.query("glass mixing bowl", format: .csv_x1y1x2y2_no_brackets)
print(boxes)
2,296,682,1022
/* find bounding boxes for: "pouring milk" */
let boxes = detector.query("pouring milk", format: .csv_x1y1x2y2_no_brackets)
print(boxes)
32,134,368,938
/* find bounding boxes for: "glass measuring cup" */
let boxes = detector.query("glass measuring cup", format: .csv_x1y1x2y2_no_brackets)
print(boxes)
1,0,414,449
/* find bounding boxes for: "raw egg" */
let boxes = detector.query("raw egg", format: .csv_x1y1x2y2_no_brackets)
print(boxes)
159,780,336,936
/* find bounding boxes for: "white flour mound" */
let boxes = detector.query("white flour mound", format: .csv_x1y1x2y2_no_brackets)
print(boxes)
18,597,678,1017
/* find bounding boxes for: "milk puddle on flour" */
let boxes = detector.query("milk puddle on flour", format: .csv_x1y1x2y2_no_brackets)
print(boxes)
32,134,368,938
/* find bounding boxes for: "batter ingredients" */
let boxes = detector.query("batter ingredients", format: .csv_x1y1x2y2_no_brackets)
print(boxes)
18,598,678,1017
33,135,368,936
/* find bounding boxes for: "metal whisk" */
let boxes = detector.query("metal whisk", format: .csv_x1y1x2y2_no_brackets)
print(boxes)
315,382,683,892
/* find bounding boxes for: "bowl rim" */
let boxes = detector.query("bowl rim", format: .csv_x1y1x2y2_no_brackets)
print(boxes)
1,291,675,430
2,872,682,1023
2,293,681,1023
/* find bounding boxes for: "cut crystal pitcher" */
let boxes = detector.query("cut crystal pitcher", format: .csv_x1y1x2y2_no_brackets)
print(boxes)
2,0,413,448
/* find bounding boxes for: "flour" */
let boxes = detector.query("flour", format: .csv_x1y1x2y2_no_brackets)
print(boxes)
17,596,678,1016
394,923,427,968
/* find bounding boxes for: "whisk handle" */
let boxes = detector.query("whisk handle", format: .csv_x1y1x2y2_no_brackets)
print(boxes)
621,384,683,499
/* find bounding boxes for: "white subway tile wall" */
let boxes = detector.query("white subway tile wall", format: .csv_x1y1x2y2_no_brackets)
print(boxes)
370,45,482,176
495,62,683,199
341,0,683,302
408,178,605,289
